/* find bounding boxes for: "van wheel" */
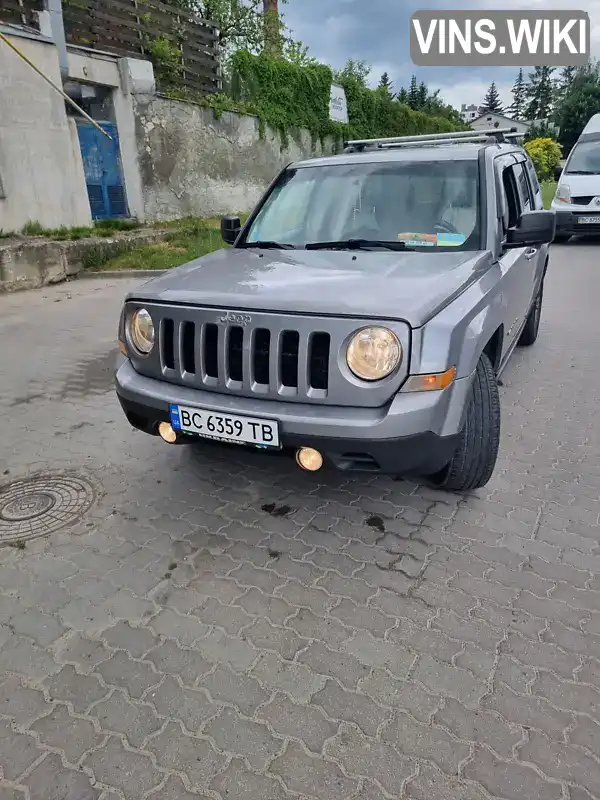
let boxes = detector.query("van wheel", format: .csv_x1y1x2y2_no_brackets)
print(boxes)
518,281,543,347
428,354,500,492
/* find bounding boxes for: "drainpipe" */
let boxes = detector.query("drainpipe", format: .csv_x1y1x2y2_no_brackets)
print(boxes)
44,0,68,78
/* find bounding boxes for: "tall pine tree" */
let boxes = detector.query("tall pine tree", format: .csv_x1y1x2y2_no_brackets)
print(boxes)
407,75,419,109
481,81,503,114
396,86,409,105
525,66,555,120
378,71,393,94
553,66,577,111
508,69,526,119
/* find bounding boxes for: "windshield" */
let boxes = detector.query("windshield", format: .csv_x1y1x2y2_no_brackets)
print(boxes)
241,159,481,251
565,140,600,174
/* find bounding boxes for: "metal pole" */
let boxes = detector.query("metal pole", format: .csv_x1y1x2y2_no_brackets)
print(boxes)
44,0,68,77
0,30,112,139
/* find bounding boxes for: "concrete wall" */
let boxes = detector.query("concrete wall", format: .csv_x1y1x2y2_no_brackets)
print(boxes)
0,29,92,232
134,94,336,220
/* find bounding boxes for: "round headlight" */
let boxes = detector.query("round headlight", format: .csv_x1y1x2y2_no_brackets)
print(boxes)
129,308,155,355
347,326,401,381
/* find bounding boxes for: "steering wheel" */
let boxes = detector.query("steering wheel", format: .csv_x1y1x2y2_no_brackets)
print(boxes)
435,219,459,235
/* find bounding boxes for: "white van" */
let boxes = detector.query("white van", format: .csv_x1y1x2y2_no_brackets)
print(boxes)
552,113,600,242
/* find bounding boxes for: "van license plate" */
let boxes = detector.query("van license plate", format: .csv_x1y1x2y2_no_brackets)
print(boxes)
169,404,280,448
577,216,600,224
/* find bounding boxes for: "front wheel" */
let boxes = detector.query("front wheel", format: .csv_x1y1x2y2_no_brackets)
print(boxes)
427,354,500,492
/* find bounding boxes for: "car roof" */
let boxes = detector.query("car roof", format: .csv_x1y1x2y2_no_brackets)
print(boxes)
290,142,522,169
581,113,600,136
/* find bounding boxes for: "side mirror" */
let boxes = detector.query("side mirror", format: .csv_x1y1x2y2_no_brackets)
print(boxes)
554,164,563,182
506,209,556,248
221,215,241,245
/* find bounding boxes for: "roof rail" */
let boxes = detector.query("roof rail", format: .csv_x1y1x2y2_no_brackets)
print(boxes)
343,127,520,152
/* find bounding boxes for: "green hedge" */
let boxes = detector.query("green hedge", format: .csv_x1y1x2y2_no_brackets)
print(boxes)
224,51,462,147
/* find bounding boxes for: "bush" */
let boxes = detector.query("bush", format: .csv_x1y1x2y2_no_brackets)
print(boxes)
524,137,563,181
228,51,463,147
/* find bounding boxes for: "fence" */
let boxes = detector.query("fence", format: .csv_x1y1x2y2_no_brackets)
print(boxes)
62,0,219,94
0,0,44,28
0,0,220,95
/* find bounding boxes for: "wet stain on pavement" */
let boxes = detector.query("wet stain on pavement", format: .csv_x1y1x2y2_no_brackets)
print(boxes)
365,515,385,533
59,348,119,399
261,503,294,517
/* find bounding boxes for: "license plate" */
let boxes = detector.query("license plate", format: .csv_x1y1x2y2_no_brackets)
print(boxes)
577,216,600,224
169,404,280,448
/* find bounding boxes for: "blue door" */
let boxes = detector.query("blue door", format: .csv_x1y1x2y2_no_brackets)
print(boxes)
76,120,129,220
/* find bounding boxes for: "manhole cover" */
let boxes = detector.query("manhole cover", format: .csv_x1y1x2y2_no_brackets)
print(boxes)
0,473,97,545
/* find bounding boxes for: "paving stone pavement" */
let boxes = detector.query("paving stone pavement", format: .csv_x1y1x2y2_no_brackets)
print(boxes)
0,244,599,800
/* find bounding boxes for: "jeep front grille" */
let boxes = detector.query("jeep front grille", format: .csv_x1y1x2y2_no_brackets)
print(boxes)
160,318,331,397
126,303,411,408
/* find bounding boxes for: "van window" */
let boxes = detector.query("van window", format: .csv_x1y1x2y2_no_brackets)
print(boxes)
565,140,600,175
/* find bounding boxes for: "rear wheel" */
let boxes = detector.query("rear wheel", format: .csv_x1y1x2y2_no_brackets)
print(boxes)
427,353,500,492
518,281,543,347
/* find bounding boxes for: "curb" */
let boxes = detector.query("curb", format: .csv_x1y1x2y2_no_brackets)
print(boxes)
80,269,168,279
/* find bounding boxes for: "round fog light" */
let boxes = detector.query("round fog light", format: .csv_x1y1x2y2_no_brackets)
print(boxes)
158,422,178,443
296,447,323,472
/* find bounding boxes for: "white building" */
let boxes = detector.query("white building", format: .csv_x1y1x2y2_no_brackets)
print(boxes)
470,111,560,138
470,111,530,135
460,104,480,124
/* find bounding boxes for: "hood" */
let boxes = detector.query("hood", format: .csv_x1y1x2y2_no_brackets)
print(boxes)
127,247,492,327
561,173,600,198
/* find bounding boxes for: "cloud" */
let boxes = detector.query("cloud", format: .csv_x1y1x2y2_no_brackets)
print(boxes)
281,0,600,108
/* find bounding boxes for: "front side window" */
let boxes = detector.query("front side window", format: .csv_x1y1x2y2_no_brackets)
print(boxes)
499,165,522,231
525,157,541,201
514,163,532,210
242,159,481,251
565,140,600,174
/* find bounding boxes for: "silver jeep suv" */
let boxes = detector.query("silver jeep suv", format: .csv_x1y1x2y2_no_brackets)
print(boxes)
115,128,555,492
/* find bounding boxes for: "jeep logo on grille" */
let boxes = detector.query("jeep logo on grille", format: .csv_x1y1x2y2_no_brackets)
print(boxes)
219,312,252,326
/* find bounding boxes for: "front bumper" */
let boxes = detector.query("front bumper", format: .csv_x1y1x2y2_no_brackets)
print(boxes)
553,207,600,236
115,357,472,474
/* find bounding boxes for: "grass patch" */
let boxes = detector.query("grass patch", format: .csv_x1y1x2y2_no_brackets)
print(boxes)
19,218,143,241
95,226,226,271
94,215,248,271
542,181,557,209
21,220,46,236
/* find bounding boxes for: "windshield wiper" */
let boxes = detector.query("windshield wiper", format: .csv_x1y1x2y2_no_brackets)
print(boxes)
239,240,296,250
566,170,600,175
305,239,413,251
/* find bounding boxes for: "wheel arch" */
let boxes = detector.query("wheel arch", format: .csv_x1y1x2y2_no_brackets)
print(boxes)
482,325,504,375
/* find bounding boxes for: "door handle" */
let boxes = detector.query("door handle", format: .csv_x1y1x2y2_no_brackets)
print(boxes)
524,248,537,260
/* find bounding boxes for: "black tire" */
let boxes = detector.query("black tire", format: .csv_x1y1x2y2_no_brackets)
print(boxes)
553,234,570,243
518,280,543,347
428,353,500,492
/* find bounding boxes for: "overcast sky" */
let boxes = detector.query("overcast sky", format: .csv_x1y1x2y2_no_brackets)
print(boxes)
282,0,600,111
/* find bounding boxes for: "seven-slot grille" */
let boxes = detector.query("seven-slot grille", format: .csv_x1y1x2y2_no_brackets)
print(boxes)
160,317,331,398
